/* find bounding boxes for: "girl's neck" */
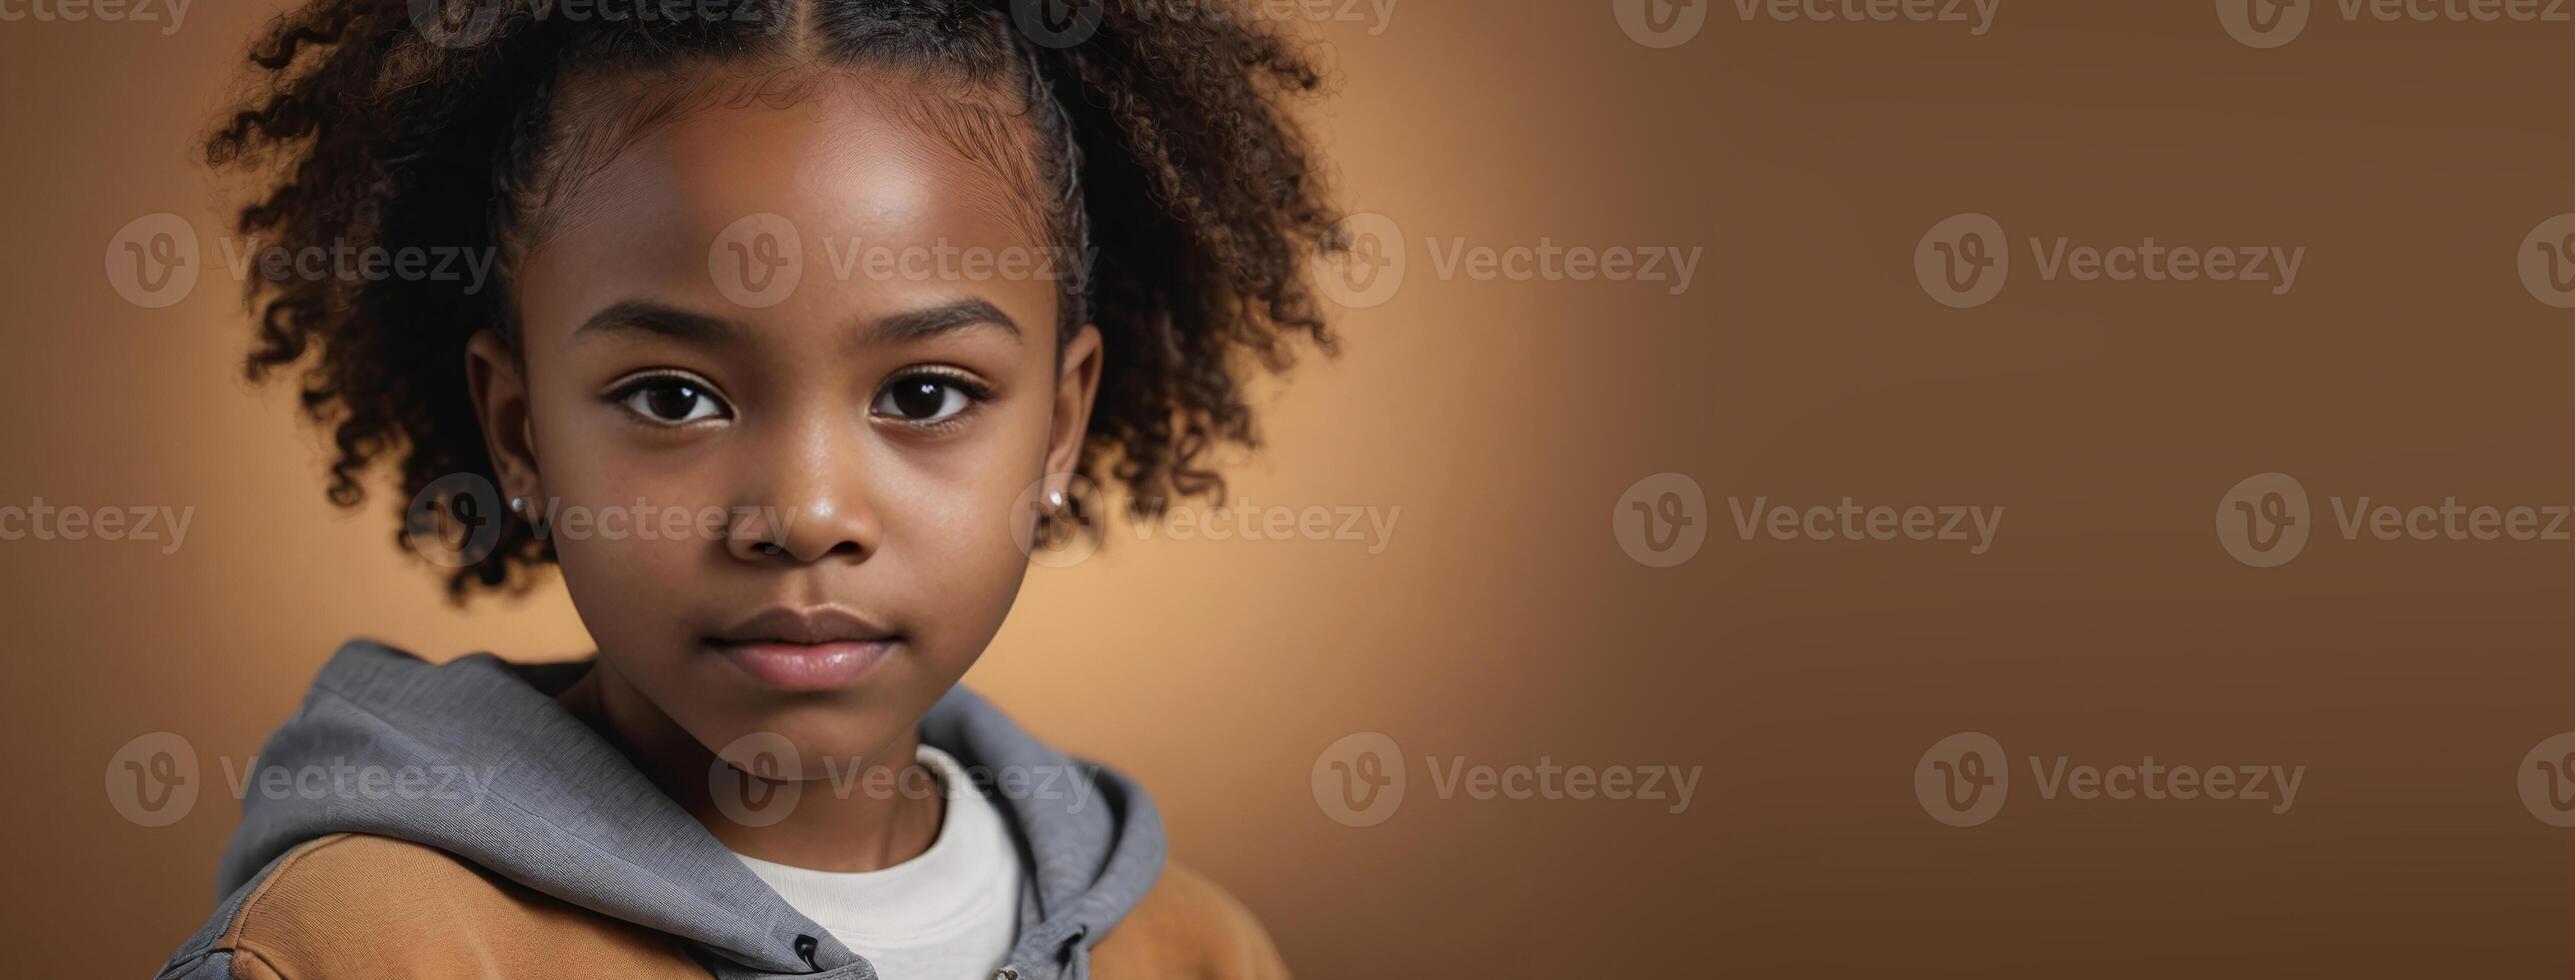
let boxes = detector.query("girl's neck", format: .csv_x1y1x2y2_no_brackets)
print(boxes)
559,660,943,873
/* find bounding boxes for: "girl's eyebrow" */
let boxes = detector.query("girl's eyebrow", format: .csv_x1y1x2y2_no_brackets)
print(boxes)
575,300,737,344
861,298,1022,347
571,298,1023,348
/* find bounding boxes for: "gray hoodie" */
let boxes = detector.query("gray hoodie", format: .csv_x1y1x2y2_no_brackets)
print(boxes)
155,640,1166,980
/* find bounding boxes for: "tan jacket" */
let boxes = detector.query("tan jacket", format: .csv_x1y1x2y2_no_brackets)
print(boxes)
192,833,1289,980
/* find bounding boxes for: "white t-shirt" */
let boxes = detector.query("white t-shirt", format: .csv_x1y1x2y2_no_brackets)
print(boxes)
734,746,1023,980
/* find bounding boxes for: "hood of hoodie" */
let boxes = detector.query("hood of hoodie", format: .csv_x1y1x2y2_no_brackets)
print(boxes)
161,640,1165,980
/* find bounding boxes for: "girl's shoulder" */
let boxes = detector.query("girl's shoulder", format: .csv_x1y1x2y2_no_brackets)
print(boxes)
172,833,694,979
178,832,1291,980
1092,860,1295,980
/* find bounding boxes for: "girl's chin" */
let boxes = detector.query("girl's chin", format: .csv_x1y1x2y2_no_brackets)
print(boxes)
691,697,921,760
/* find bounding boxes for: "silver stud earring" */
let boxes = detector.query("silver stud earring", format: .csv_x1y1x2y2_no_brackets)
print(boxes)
508,496,532,519
1046,490,1067,514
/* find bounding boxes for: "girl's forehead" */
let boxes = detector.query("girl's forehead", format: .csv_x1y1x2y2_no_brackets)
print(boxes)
509,80,1066,357
521,64,1056,269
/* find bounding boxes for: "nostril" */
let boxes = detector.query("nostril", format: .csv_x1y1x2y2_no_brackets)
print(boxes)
756,541,787,557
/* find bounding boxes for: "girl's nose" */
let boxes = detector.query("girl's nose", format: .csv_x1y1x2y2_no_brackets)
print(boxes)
726,434,883,565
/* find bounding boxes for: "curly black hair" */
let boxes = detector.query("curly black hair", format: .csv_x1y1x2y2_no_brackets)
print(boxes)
205,0,1342,598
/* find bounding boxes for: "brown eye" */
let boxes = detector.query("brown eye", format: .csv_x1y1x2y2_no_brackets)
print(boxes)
617,377,728,425
872,374,981,424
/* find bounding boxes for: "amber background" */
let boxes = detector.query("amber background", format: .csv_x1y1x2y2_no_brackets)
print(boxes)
20,0,2575,976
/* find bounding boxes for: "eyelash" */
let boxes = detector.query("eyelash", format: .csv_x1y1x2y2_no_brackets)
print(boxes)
600,368,996,431
607,370,729,428
875,367,996,431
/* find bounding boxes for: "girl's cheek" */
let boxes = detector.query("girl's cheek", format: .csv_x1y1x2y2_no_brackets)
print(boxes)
901,463,1044,616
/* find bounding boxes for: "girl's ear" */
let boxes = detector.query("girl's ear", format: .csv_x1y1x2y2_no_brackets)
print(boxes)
1044,323,1105,498
465,330,543,505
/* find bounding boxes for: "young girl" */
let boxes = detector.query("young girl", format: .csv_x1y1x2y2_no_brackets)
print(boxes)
157,2,1339,978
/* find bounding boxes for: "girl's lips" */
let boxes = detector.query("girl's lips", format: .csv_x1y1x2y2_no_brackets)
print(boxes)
709,639,895,691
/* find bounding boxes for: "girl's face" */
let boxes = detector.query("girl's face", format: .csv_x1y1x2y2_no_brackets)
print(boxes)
468,71,1100,767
